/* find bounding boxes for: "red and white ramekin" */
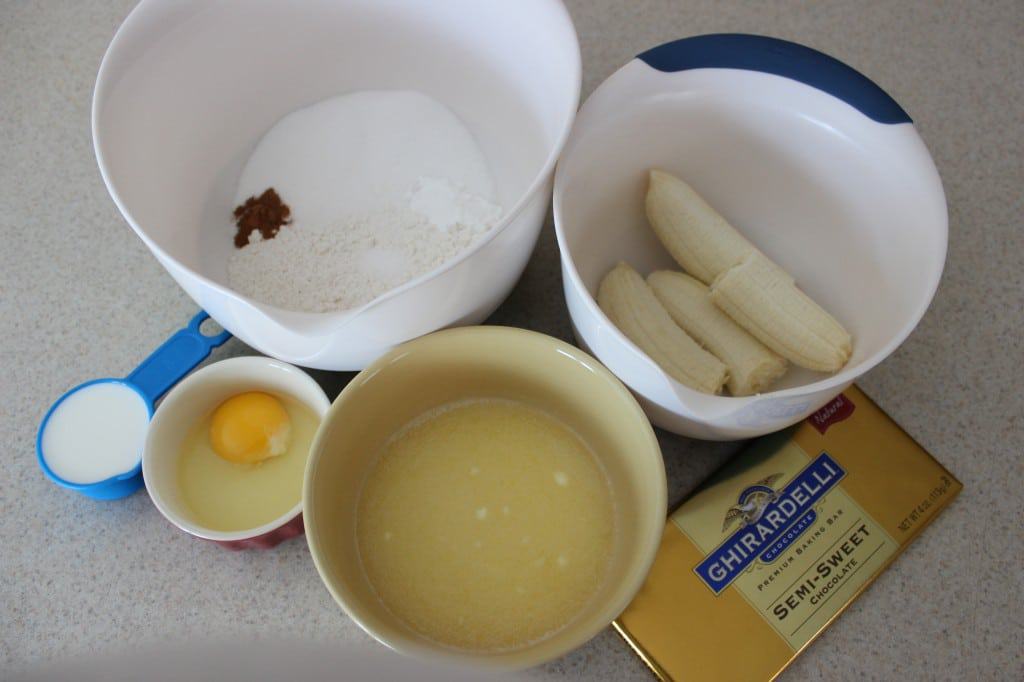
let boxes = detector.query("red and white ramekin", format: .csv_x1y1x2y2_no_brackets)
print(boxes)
142,356,329,549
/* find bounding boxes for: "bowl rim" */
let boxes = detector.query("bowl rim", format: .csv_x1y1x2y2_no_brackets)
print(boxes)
142,356,330,542
302,325,668,669
92,0,582,323
552,52,948,415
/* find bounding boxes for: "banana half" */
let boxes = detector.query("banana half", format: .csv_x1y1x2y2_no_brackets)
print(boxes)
710,253,852,372
645,169,756,284
648,270,788,396
598,262,728,395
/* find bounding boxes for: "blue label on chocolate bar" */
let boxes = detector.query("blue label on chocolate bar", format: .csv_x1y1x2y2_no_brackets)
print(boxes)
696,453,845,594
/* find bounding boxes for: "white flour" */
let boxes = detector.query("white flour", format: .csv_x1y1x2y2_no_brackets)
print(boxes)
227,90,502,313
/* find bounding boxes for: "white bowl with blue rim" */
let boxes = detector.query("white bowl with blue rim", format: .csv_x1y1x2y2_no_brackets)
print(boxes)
554,34,947,440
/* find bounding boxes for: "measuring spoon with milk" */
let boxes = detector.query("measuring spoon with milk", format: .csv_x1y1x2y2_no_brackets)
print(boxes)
37,312,231,499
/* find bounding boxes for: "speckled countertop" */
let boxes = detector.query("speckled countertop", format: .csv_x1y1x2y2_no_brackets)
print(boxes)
2,1,1021,679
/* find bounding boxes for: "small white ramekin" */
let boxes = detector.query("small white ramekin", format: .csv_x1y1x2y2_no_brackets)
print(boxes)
142,356,329,549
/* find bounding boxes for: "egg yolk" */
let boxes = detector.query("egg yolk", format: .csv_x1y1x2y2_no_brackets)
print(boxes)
209,392,292,464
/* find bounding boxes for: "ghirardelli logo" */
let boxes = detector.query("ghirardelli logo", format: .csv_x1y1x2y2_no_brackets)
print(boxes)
695,453,846,594
809,394,855,435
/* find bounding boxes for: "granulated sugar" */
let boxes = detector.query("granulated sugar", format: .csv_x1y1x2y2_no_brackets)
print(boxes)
227,90,502,313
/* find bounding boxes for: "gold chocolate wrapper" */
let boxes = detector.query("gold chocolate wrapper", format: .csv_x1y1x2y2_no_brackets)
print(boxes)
614,385,961,681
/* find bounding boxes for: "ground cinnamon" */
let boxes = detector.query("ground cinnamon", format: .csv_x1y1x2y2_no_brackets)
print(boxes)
232,188,291,247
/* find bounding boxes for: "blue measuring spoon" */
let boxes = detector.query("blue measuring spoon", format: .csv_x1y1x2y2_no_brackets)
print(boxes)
37,311,232,500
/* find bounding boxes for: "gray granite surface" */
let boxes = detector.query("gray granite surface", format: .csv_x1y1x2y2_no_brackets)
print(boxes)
1,0,1021,679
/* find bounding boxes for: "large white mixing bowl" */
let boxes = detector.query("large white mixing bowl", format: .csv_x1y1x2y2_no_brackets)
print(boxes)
94,0,580,369
555,35,947,440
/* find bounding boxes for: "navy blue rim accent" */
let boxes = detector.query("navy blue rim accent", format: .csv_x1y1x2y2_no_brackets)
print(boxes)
637,34,911,124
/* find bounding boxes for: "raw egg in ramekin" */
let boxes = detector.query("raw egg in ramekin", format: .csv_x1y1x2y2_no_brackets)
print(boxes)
143,357,329,549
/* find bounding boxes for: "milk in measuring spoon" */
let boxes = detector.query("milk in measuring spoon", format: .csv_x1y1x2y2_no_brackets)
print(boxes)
41,382,150,484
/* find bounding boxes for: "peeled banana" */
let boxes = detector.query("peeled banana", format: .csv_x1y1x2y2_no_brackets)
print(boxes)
648,270,788,396
646,169,757,284
598,262,728,394
645,169,852,373
710,253,852,372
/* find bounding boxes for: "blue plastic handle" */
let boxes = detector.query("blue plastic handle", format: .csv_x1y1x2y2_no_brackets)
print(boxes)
126,311,232,403
637,34,912,124
38,310,232,500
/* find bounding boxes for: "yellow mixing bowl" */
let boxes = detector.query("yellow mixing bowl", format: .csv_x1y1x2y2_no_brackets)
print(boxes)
303,326,666,669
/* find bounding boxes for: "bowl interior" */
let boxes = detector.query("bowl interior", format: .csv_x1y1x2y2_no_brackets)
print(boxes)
95,0,578,293
557,67,946,395
143,357,330,541
304,327,666,668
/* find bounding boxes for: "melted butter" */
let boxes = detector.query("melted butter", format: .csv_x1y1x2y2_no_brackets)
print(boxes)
356,398,616,651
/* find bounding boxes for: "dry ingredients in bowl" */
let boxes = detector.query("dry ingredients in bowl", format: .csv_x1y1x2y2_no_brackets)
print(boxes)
227,90,503,313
